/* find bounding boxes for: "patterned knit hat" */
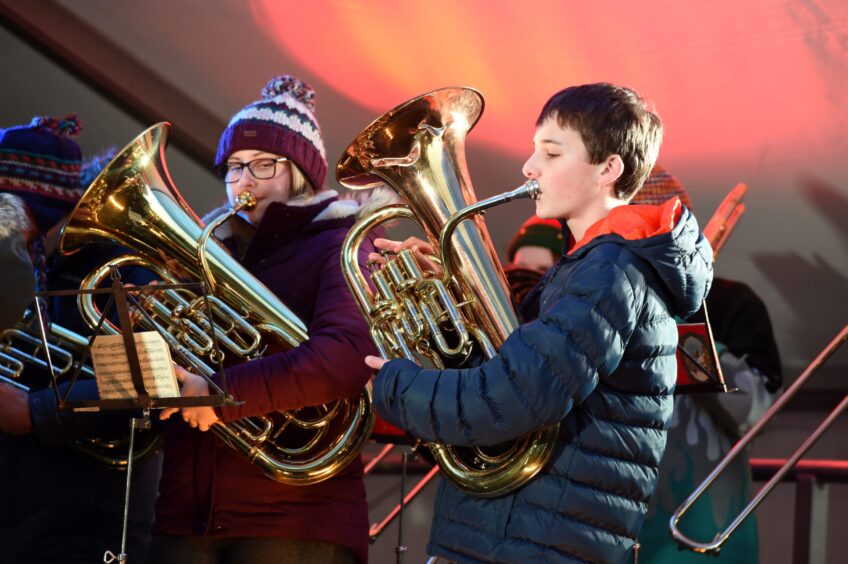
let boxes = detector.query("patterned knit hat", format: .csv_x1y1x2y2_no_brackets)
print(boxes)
0,115,84,234
507,215,564,262
215,75,327,190
631,163,693,209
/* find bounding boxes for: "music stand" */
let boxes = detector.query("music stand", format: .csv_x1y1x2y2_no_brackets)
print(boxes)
32,265,238,563
674,301,733,394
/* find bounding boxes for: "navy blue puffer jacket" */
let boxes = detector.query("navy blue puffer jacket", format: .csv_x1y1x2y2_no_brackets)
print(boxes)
373,205,713,563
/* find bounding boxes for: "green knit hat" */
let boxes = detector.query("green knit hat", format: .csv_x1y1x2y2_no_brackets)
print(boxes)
507,215,564,262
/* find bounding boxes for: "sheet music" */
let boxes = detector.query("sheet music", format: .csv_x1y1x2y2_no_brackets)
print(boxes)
91,331,179,399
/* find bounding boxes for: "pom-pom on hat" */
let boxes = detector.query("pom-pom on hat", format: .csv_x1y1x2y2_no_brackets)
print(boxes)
507,215,564,262
631,163,693,210
215,75,327,190
80,147,118,188
0,115,85,234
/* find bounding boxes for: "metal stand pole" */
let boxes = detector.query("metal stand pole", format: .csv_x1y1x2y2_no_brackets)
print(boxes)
103,409,150,563
396,451,408,564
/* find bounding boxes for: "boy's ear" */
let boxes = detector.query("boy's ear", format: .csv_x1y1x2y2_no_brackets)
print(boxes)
598,154,624,190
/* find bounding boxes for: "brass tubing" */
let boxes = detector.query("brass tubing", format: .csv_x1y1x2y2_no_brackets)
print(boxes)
670,324,848,553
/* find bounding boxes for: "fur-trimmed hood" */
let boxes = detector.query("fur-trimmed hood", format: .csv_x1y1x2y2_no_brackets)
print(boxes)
202,187,399,246
0,192,36,328
0,192,33,240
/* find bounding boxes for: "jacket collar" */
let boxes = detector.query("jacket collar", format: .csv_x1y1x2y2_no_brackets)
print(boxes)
254,190,341,242
567,198,682,256
205,187,400,259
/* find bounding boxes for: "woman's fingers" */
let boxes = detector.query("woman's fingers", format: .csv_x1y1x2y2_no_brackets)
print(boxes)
365,355,388,370
411,246,444,277
370,237,441,275
404,237,435,256
373,236,435,255
173,364,189,385
182,406,219,431
160,367,208,422
367,252,388,266
373,237,401,253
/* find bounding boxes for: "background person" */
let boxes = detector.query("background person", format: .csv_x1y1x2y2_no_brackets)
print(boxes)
0,115,161,563
634,164,781,563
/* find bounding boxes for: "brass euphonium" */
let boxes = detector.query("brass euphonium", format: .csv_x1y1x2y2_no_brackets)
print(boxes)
337,87,558,498
0,309,162,468
58,123,374,485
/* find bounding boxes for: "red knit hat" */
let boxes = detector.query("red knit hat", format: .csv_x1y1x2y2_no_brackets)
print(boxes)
630,163,693,209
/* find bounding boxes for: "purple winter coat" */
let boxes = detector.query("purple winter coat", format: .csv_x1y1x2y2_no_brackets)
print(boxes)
153,191,378,563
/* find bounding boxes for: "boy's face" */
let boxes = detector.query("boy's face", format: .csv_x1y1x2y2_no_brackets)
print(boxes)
523,118,607,221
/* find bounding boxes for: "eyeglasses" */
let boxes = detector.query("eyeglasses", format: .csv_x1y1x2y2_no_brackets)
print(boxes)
218,157,288,183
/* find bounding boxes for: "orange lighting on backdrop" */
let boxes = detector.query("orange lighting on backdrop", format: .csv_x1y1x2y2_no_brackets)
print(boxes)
250,0,846,169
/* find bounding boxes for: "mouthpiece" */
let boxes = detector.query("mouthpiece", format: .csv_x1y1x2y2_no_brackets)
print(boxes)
235,191,257,211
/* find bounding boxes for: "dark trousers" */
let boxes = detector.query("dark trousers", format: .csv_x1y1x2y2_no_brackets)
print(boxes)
0,436,160,563
146,535,359,564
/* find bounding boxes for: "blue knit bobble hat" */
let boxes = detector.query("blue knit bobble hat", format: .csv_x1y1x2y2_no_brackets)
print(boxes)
215,75,327,190
0,115,84,234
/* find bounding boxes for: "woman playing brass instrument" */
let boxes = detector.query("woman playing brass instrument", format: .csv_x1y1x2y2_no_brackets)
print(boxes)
150,76,379,564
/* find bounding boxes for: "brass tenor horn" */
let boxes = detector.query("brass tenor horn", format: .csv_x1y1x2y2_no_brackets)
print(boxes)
338,87,558,498
58,123,374,485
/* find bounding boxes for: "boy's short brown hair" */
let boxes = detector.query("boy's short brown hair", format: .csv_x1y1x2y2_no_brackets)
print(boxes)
536,83,662,200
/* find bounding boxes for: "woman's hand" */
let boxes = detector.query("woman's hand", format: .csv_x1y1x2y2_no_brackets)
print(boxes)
369,237,443,277
365,355,388,371
159,365,220,431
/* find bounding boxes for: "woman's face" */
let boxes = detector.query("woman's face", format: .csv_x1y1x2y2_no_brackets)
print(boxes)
225,149,293,225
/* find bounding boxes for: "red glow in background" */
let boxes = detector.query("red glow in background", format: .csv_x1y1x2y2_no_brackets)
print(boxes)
251,0,847,168
2,0,844,381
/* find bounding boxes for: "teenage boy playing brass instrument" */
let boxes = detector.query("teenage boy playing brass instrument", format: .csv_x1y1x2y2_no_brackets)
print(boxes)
366,83,714,563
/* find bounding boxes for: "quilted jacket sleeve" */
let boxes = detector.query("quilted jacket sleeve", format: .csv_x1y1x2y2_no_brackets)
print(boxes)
217,236,376,420
373,246,641,446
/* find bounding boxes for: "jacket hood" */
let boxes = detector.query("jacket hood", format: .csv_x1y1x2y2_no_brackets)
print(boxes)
202,187,399,258
202,187,398,232
569,204,713,319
